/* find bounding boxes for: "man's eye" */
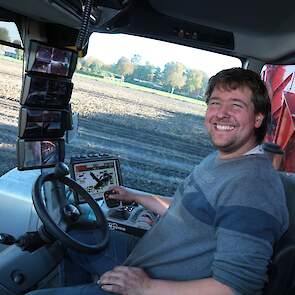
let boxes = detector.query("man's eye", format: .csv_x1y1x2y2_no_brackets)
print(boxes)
233,103,243,108
209,101,219,106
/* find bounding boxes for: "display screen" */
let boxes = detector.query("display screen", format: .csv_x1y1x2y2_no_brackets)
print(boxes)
19,108,68,138
72,160,121,202
21,75,73,107
17,139,65,170
28,42,73,77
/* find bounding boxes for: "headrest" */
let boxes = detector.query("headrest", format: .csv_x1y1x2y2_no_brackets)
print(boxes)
279,172,295,234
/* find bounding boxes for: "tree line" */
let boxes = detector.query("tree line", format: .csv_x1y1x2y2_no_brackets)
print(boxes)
0,26,208,100
77,54,209,100
0,28,23,59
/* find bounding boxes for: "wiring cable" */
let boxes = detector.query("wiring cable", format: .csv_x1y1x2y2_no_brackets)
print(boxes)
75,0,93,51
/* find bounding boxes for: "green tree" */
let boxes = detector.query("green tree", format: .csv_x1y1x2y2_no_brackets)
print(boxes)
131,54,142,65
199,73,209,98
162,62,186,93
87,57,104,74
76,57,104,75
13,40,23,60
153,67,162,84
115,57,134,80
0,28,10,42
131,65,144,80
76,57,88,72
144,62,156,81
0,28,10,53
184,69,204,97
132,62,156,82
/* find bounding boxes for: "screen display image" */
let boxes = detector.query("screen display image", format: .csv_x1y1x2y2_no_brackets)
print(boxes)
17,139,64,170
40,140,59,165
21,75,73,107
73,160,120,201
31,44,72,77
19,108,67,138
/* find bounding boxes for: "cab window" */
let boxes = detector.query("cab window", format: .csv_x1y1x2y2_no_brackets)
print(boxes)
68,33,241,196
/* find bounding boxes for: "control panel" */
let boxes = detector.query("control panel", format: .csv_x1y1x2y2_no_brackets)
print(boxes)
70,154,158,236
70,154,122,203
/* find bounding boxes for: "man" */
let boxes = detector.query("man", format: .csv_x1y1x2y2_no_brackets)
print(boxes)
28,68,289,295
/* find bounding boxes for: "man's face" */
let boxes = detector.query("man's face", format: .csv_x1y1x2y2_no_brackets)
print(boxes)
205,84,264,159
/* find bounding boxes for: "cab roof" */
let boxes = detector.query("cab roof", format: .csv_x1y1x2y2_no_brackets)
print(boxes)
1,0,295,64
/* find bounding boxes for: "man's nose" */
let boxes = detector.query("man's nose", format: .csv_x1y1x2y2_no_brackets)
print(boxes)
216,104,230,118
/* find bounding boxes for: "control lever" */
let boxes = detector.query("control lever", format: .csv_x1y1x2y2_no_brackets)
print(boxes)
104,190,121,208
0,227,55,252
16,231,47,252
104,190,135,208
0,233,16,245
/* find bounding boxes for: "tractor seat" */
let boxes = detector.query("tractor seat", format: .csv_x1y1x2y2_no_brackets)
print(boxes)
263,172,295,295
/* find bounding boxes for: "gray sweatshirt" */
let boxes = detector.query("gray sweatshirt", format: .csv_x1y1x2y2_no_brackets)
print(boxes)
125,153,289,294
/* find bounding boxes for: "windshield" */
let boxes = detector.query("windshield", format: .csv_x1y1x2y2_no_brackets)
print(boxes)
67,33,241,196
0,32,241,196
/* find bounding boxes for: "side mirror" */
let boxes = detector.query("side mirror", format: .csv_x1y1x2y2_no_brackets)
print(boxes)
17,139,65,170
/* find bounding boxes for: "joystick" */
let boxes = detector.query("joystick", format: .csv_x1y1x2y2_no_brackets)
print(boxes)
104,190,134,208
104,190,121,208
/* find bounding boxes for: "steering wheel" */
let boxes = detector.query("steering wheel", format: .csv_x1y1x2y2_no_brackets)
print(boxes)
32,163,109,254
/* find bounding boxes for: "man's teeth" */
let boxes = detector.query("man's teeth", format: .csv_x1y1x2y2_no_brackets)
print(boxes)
215,124,235,131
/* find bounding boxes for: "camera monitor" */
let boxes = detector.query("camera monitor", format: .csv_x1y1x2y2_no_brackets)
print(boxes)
21,74,73,107
26,41,77,78
70,156,123,203
19,107,69,138
17,139,65,170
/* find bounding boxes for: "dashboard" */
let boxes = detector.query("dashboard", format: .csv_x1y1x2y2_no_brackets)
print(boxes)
70,154,158,236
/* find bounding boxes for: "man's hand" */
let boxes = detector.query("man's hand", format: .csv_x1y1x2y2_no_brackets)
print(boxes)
99,267,235,295
107,186,138,203
107,186,171,216
99,266,152,295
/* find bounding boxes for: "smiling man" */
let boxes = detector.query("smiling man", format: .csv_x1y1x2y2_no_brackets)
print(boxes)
205,68,267,159
27,68,289,295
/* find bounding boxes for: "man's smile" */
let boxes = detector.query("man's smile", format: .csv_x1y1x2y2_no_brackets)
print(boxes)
213,123,236,131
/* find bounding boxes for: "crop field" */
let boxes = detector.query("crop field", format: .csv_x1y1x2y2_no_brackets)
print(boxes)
0,58,214,196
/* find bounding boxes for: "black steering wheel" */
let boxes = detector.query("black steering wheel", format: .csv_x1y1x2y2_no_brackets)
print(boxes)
32,163,109,254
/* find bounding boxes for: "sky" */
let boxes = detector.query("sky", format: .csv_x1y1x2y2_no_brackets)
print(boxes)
0,21,21,43
87,33,241,77
0,21,241,77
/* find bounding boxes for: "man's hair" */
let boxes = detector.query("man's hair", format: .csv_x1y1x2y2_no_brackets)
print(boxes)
205,67,271,144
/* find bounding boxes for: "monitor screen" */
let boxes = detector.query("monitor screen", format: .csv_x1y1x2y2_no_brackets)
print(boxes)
21,74,73,107
26,41,77,78
17,139,65,170
19,107,68,138
72,159,121,202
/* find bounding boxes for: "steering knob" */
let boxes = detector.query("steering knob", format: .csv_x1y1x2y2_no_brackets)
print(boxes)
63,204,81,222
54,162,70,178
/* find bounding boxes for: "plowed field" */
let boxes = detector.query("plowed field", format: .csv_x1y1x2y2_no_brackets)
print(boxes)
0,58,213,196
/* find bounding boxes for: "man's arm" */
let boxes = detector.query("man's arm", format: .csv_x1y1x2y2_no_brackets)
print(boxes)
107,186,172,216
99,266,234,295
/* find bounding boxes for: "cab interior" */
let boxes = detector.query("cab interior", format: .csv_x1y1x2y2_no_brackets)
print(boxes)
0,0,294,294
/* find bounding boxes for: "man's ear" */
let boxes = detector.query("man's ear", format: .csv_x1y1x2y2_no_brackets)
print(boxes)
255,113,264,128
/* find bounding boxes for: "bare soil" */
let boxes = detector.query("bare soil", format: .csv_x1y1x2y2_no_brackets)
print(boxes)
0,58,214,196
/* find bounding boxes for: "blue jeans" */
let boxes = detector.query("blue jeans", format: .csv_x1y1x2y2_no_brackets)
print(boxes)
27,284,112,295
26,229,139,295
